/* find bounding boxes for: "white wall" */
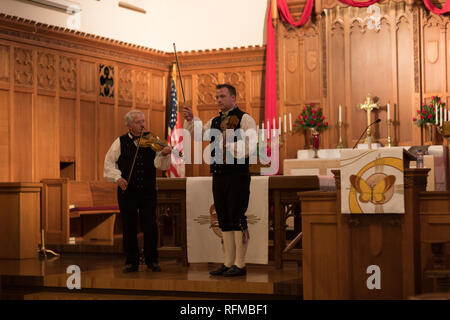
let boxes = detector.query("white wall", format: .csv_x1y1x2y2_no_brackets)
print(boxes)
1,0,268,52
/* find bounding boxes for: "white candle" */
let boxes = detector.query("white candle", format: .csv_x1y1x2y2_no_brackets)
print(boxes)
278,116,281,136
338,105,342,122
284,114,287,133
273,117,276,137
267,120,270,134
261,122,264,140
289,113,292,131
387,103,390,121
441,106,443,126
448,109,450,122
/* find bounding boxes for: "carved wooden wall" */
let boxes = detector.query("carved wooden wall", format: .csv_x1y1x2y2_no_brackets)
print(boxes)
278,0,450,152
0,14,168,182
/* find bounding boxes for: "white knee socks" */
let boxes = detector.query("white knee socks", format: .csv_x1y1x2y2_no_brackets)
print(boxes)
234,230,249,269
222,231,235,268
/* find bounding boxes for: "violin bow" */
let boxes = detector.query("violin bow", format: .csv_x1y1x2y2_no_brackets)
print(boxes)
173,43,186,107
125,126,145,190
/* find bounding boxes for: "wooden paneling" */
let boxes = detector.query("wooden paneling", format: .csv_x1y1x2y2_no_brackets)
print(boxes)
11,91,32,181
79,100,96,181
0,89,9,181
59,98,76,161
35,94,59,181
97,102,115,180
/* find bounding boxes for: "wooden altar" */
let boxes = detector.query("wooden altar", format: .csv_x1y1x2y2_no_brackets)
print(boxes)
40,176,320,267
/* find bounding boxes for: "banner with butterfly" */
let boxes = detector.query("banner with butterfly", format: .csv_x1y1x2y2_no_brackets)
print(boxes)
340,148,405,214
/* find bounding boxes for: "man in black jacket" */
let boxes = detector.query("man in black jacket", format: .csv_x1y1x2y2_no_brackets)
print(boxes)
183,84,257,277
104,110,171,273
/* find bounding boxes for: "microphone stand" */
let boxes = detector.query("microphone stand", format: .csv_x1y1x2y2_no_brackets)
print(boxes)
353,119,381,149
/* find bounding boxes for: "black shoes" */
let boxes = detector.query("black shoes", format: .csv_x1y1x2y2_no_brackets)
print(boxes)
209,264,231,276
223,265,247,277
147,262,162,272
210,264,247,277
123,264,139,273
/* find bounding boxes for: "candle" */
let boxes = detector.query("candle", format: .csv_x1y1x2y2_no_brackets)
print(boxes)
338,105,342,122
436,104,438,125
441,106,443,126
267,120,270,134
289,113,292,131
278,116,281,136
273,117,276,137
261,122,264,140
387,103,390,121
284,114,287,133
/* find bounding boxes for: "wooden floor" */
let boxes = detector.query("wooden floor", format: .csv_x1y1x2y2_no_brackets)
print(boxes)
0,253,302,300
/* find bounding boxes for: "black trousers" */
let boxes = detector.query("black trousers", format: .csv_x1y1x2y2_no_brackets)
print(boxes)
212,172,251,231
117,189,158,266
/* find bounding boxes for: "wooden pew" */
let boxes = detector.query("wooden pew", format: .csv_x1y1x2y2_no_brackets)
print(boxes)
41,178,119,244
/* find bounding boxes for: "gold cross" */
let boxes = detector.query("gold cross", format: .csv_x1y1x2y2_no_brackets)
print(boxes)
359,94,379,147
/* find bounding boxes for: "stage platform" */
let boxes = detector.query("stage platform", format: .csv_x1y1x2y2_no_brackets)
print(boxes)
0,253,302,300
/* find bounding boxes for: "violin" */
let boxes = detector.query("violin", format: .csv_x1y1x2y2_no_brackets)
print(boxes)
138,131,183,157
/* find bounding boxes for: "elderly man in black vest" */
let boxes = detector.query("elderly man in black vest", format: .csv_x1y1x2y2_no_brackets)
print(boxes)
104,110,171,273
183,84,257,277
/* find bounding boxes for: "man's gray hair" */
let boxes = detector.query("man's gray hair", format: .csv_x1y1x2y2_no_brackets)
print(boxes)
124,110,144,126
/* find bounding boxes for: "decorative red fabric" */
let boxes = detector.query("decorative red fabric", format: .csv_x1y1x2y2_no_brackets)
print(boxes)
422,0,450,14
336,0,381,8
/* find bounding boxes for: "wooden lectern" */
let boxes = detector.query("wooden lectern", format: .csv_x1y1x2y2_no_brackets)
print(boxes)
298,150,429,299
0,183,42,259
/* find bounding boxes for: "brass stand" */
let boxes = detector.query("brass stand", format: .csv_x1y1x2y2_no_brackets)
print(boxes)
38,229,59,257
337,121,344,148
387,118,393,147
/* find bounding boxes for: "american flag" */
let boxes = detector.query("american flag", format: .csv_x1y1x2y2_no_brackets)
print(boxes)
167,65,185,177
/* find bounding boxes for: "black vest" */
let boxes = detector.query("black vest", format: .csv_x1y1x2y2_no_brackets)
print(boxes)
210,107,250,175
118,134,156,192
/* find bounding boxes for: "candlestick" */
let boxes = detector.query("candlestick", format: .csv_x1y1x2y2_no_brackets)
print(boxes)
387,118,392,147
337,121,344,148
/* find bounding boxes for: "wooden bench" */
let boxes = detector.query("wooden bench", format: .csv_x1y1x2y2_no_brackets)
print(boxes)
41,178,119,244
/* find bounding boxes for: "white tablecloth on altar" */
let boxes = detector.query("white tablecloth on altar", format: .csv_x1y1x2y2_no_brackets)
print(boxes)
186,176,269,264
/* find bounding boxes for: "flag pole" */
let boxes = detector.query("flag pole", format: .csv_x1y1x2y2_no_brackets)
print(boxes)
173,43,186,108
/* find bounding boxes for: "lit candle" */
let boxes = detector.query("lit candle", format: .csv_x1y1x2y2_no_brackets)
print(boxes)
387,102,390,121
338,105,342,122
289,113,292,131
284,114,287,133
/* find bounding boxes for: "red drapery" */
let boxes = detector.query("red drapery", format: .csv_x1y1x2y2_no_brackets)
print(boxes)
264,0,313,136
423,0,450,14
